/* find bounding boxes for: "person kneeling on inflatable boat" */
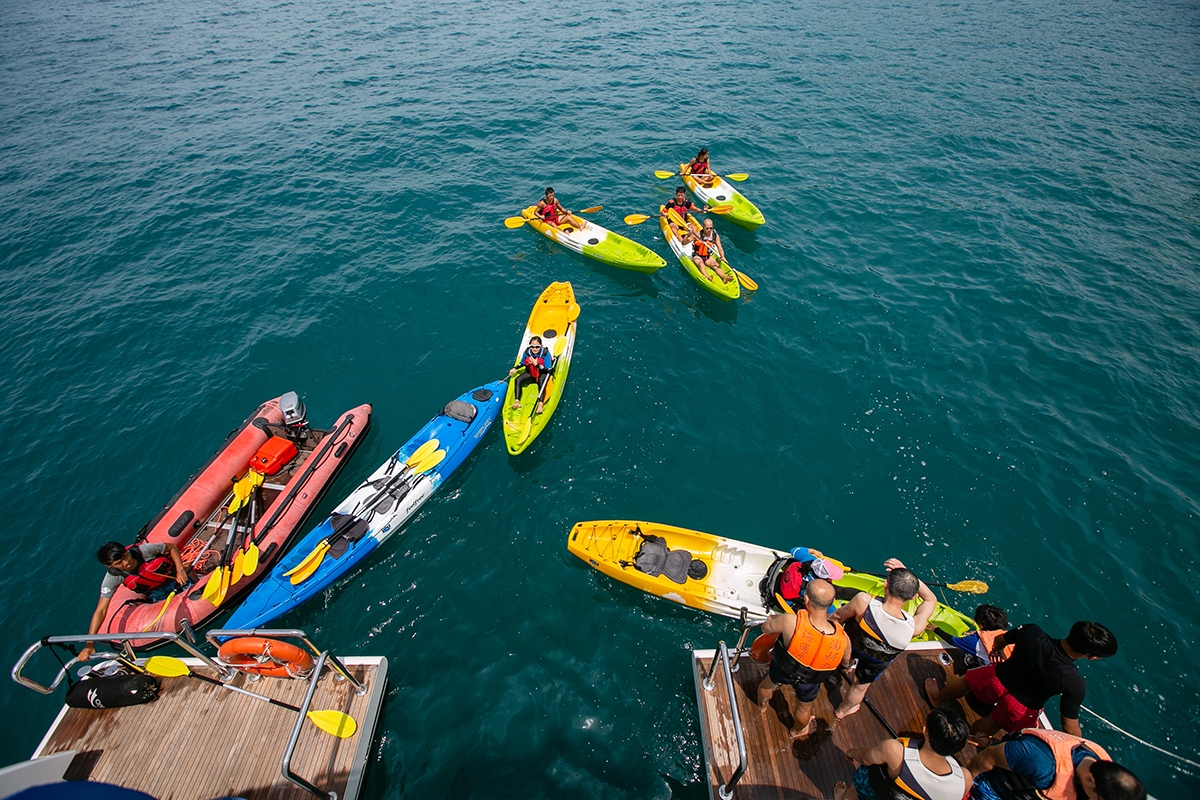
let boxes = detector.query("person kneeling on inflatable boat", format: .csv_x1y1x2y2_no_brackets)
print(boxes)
78,541,190,661
508,336,554,415
762,547,844,613
966,728,1145,800
833,707,974,800
756,578,849,740
830,558,937,721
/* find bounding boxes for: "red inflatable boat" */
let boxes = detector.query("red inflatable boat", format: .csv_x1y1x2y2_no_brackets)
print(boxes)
100,392,371,646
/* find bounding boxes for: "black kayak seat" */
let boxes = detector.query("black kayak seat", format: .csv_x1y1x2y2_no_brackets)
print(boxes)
443,399,477,424
472,388,494,402
634,535,706,584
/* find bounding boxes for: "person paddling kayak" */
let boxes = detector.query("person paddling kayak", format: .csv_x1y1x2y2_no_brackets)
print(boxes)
535,187,579,229
508,335,554,415
684,218,732,284
78,541,190,661
661,186,710,236
684,147,716,187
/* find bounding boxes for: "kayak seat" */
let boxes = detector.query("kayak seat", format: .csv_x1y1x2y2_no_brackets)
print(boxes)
472,388,494,402
443,399,477,424
631,535,707,584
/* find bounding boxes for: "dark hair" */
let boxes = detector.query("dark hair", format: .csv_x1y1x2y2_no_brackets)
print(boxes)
1090,762,1146,800
924,707,968,756
545,187,554,195
885,568,919,601
529,336,542,345
96,541,127,565
697,148,708,158
1067,621,1118,658
974,604,1008,631
675,185,687,194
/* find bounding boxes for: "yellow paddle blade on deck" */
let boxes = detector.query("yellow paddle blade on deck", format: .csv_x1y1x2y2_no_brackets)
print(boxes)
144,655,191,677
623,214,651,226
411,448,446,475
307,709,358,738
202,565,224,602
946,579,989,594
285,541,331,584
407,438,440,465
231,549,246,585
504,217,526,229
724,173,749,182
228,471,264,514
241,541,259,577
211,565,231,607
654,170,677,179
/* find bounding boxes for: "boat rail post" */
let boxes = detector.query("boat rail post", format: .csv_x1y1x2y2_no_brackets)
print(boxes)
728,608,752,673
700,642,747,799
281,651,337,800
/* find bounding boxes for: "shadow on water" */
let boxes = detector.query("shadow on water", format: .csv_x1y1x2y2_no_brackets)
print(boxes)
682,290,739,325
718,225,761,257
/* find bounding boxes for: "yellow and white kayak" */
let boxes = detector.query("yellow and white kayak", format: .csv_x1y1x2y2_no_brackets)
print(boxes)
520,206,665,273
567,519,977,639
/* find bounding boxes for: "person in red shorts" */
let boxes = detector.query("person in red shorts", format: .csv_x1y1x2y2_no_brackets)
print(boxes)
925,621,1117,738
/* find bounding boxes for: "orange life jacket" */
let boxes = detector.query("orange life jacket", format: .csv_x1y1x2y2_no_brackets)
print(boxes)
1018,728,1112,800
770,610,847,683
979,628,1015,661
693,238,711,258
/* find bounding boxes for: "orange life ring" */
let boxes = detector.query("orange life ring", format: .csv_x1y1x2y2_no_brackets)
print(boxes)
750,632,780,664
217,637,314,678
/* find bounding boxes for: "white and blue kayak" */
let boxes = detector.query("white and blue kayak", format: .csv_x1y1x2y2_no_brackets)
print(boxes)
225,381,505,629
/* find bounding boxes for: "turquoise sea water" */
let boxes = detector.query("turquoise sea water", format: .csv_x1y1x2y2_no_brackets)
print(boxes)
2,0,1198,795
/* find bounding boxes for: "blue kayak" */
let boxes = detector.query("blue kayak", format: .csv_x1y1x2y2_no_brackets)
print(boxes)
225,381,505,629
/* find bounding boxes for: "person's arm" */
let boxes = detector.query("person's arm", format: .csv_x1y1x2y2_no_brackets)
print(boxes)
714,232,725,260
166,543,188,584
989,632,1011,662
830,591,870,626
761,613,795,637
1060,716,1082,737
968,742,1010,775
846,738,902,770
78,595,113,662
889,558,937,632
961,768,974,797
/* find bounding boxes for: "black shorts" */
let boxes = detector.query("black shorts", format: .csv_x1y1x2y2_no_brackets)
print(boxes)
768,659,824,703
849,654,893,684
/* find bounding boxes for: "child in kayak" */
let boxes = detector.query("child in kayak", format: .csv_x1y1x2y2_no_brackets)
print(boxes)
661,187,707,237
684,218,732,284
684,148,716,187
508,336,554,415
535,188,578,229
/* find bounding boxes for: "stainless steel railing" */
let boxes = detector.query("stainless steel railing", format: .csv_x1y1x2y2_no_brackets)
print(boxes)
702,641,748,800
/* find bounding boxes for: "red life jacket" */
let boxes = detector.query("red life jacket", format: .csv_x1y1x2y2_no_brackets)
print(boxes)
666,199,691,220
692,158,710,174
116,546,175,593
542,202,561,225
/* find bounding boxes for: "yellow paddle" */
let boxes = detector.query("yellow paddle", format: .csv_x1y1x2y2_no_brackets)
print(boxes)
505,206,602,229
201,512,239,604
139,591,176,632
665,207,754,290
654,169,748,182
283,447,447,585
228,470,263,514
775,592,795,614
143,656,357,738
624,205,735,227
839,562,988,595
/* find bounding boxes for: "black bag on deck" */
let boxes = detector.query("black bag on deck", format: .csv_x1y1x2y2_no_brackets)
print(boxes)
65,673,161,709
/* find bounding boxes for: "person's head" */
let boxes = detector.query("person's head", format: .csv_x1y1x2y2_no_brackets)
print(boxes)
696,148,708,160
674,186,687,199
702,218,714,231
544,187,555,199
97,541,136,571
1067,621,1118,659
1087,761,1146,800
923,707,968,756
804,579,835,613
528,336,543,351
884,567,919,602
974,604,1008,631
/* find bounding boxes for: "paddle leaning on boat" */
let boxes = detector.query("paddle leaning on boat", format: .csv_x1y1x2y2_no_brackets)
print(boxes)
79,392,371,656
505,188,665,273
224,382,504,629
502,281,579,455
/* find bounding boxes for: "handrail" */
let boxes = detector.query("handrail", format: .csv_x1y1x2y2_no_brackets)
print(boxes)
701,642,748,800
728,608,752,673
207,628,366,696
281,651,337,800
12,631,231,693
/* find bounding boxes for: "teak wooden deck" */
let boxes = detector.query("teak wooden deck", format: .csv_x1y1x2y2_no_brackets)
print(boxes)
31,657,387,800
692,642,988,800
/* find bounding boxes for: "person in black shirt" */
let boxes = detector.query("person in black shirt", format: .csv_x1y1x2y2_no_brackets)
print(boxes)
925,621,1117,737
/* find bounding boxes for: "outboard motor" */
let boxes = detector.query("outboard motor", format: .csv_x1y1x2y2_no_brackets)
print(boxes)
280,391,310,441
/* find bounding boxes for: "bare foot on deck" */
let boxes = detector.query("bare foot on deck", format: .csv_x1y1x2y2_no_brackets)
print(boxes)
789,718,815,740
924,677,942,705
833,781,857,800
834,703,861,720
511,401,521,410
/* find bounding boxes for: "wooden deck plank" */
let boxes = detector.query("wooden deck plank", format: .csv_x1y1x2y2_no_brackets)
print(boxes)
693,646,981,800
35,659,381,800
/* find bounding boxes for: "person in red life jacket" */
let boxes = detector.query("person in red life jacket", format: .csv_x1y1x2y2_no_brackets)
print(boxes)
507,336,554,415
684,147,716,188
684,217,732,284
535,187,579,229
78,540,189,661
966,728,1145,800
830,558,938,721
833,707,974,800
756,578,850,739
925,621,1118,739
661,186,712,237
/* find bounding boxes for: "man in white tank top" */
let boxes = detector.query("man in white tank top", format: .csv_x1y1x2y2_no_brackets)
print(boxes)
830,558,938,719
835,707,974,800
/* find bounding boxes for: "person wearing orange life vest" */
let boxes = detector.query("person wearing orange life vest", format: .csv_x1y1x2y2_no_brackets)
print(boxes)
966,728,1145,800
833,707,974,800
830,558,938,722
78,540,189,662
684,217,732,284
535,187,580,229
756,578,850,739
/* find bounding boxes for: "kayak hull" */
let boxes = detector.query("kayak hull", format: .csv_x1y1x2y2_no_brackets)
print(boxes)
502,282,578,455
102,397,372,647
225,382,505,630
567,519,977,638
680,165,765,230
520,206,665,273
659,207,740,302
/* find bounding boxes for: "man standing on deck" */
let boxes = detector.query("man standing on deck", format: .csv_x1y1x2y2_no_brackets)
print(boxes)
756,578,849,739
925,621,1118,737
830,557,938,720
967,728,1145,800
